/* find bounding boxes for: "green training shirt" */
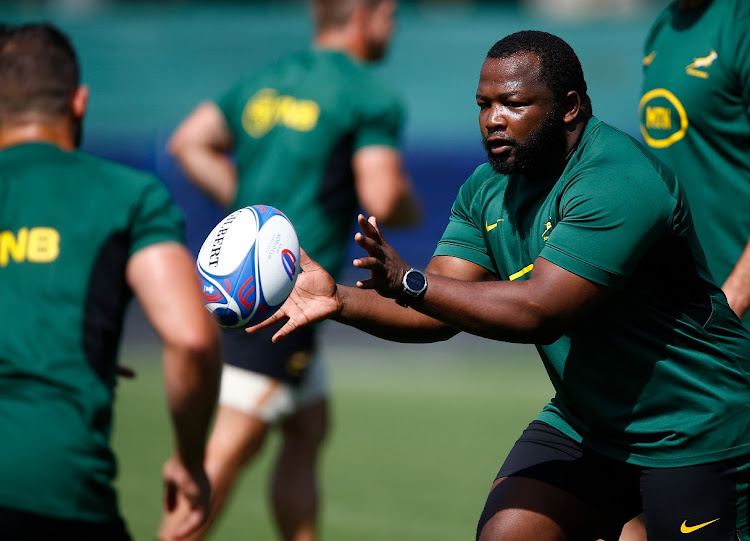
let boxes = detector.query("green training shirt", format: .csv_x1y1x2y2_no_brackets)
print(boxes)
0,143,184,522
639,0,750,326
216,48,405,279
434,117,750,467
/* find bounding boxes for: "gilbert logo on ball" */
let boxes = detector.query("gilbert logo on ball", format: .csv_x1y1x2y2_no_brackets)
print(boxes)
197,205,300,329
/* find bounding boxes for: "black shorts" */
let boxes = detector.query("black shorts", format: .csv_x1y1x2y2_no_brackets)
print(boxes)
480,420,750,541
0,505,131,541
222,321,317,386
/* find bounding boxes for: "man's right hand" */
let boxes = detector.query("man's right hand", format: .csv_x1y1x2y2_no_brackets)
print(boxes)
245,248,341,342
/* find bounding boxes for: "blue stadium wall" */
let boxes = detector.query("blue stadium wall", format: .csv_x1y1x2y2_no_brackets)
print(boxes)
1,1,667,277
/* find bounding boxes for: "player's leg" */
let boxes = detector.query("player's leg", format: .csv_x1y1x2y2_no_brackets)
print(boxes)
477,420,642,541
617,514,647,541
478,476,614,541
157,365,284,541
196,403,272,537
271,399,329,541
640,455,750,541
271,353,330,541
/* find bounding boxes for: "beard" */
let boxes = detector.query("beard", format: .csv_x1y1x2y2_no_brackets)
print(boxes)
483,105,568,177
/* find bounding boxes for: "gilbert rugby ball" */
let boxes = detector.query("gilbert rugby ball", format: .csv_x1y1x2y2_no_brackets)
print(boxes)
197,205,300,329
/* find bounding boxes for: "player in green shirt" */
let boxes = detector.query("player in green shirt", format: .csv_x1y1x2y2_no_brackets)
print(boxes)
628,2,750,538
249,30,750,541
640,0,750,326
0,23,221,540
159,1,420,540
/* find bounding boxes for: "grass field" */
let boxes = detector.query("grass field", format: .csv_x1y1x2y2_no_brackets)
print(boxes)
112,327,551,541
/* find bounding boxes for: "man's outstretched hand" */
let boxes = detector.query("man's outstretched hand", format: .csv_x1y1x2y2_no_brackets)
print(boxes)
245,248,341,342
353,214,410,299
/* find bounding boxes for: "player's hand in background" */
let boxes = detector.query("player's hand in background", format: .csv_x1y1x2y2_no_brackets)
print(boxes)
159,454,211,540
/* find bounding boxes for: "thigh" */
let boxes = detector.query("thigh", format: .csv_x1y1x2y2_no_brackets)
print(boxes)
477,421,641,541
479,476,611,541
219,364,295,423
641,456,750,541
280,398,329,452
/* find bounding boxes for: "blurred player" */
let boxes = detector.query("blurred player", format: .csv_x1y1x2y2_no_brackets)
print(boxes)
640,0,750,324
249,30,750,541
0,23,221,541
620,1,750,538
158,0,420,540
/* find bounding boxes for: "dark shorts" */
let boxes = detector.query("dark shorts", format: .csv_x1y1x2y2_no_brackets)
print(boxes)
222,321,317,386
479,420,750,541
0,506,131,541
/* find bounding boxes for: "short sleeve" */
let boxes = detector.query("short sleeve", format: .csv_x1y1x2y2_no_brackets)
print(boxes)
352,90,405,151
433,171,495,271
129,178,185,256
214,81,244,137
540,169,675,289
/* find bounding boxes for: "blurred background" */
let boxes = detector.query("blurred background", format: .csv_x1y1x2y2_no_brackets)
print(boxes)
2,1,670,539
1,0,669,267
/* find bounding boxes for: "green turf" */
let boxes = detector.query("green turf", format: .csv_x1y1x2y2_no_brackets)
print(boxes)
112,338,552,541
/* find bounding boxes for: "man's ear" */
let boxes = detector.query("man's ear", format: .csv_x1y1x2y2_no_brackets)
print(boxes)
562,90,581,125
71,85,89,119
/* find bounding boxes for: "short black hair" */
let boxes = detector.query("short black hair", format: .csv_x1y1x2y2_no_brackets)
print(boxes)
311,0,384,31
0,22,80,118
487,30,592,118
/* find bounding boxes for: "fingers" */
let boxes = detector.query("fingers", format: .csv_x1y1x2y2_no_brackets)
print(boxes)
357,214,385,244
299,247,316,270
272,320,300,343
245,309,286,334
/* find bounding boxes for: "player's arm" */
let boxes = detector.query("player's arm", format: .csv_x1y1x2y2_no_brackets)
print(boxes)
353,145,420,227
126,241,221,538
348,215,610,344
167,101,238,208
721,237,750,319
252,216,610,345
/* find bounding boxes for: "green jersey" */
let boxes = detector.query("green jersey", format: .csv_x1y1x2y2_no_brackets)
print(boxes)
216,48,405,279
639,0,750,325
0,143,184,522
434,118,750,467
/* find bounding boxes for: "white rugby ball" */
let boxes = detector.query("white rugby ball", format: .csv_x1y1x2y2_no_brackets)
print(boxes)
196,205,300,329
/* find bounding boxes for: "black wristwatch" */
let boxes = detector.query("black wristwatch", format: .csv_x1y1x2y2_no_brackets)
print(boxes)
395,268,428,307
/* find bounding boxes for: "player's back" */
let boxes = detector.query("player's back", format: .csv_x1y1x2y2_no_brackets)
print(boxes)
217,48,405,277
0,141,183,522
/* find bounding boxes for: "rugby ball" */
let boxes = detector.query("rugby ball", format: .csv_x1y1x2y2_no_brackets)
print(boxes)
197,205,300,329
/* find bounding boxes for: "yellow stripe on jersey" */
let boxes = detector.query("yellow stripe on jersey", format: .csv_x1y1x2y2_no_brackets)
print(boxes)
509,264,533,281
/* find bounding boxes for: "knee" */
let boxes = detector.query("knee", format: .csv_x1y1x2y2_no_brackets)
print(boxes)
281,402,329,452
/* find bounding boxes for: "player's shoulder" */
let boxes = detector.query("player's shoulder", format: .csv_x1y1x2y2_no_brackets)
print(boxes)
74,150,164,190
319,49,401,100
572,118,679,198
576,118,646,160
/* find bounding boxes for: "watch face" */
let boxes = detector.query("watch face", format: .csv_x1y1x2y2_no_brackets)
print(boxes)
405,270,426,291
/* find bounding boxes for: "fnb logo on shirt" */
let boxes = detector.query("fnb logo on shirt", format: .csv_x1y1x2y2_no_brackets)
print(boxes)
241,88,320,138
0,227,60,266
